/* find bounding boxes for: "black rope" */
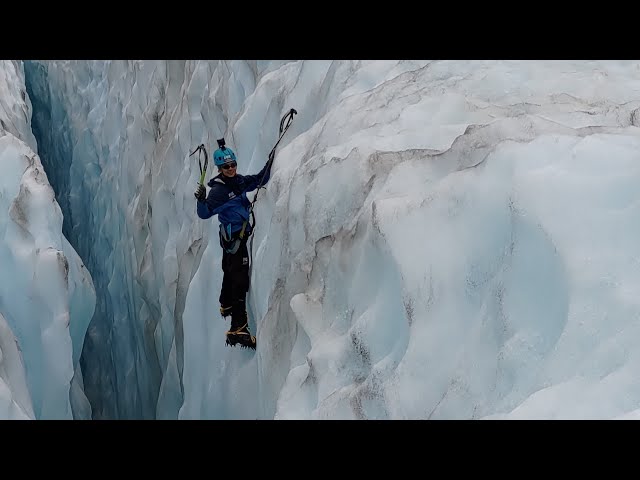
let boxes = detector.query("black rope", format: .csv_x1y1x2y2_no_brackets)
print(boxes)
250,108,297,211
247,107,297,283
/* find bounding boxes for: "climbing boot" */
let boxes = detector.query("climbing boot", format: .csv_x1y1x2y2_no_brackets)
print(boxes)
225,322,256,350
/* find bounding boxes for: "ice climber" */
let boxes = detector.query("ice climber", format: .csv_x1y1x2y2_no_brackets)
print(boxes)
194,138,274,350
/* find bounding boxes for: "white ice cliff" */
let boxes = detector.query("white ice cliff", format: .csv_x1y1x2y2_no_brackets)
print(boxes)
2,60,640,419
0,60,95,419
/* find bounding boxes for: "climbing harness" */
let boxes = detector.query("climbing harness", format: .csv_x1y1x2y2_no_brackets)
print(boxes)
219,222,244,254
189,143,209,186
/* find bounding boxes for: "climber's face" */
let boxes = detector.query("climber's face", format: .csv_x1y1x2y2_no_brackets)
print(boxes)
220,161,237,177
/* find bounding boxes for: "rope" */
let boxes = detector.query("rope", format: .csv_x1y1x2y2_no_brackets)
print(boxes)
252,108,298,205
247,108,297,281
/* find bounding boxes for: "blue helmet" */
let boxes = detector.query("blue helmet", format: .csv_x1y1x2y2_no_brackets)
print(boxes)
213,146,237,167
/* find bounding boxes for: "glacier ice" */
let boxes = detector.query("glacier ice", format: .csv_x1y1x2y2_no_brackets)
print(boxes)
0,60,95,420
0,311,34,420
2,59,640,419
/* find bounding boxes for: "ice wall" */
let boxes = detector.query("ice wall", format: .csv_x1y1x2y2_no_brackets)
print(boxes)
21,60,640,419
0,60,95,419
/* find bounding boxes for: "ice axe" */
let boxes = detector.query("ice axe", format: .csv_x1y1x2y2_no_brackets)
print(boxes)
253,108,297,198
189,143,209,186
267,108,297,165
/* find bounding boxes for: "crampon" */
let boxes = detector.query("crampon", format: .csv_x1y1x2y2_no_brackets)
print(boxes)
225,323,256,350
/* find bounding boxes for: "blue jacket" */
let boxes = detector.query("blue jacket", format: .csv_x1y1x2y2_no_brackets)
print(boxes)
196,160,273,236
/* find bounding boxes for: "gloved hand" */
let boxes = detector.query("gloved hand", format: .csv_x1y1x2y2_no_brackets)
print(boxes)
194,184,206,201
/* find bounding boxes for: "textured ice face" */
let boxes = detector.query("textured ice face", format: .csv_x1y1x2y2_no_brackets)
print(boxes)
8,59,640,420
0,60,95,420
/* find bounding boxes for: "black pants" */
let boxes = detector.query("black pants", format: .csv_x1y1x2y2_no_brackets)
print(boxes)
219,238,250,330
